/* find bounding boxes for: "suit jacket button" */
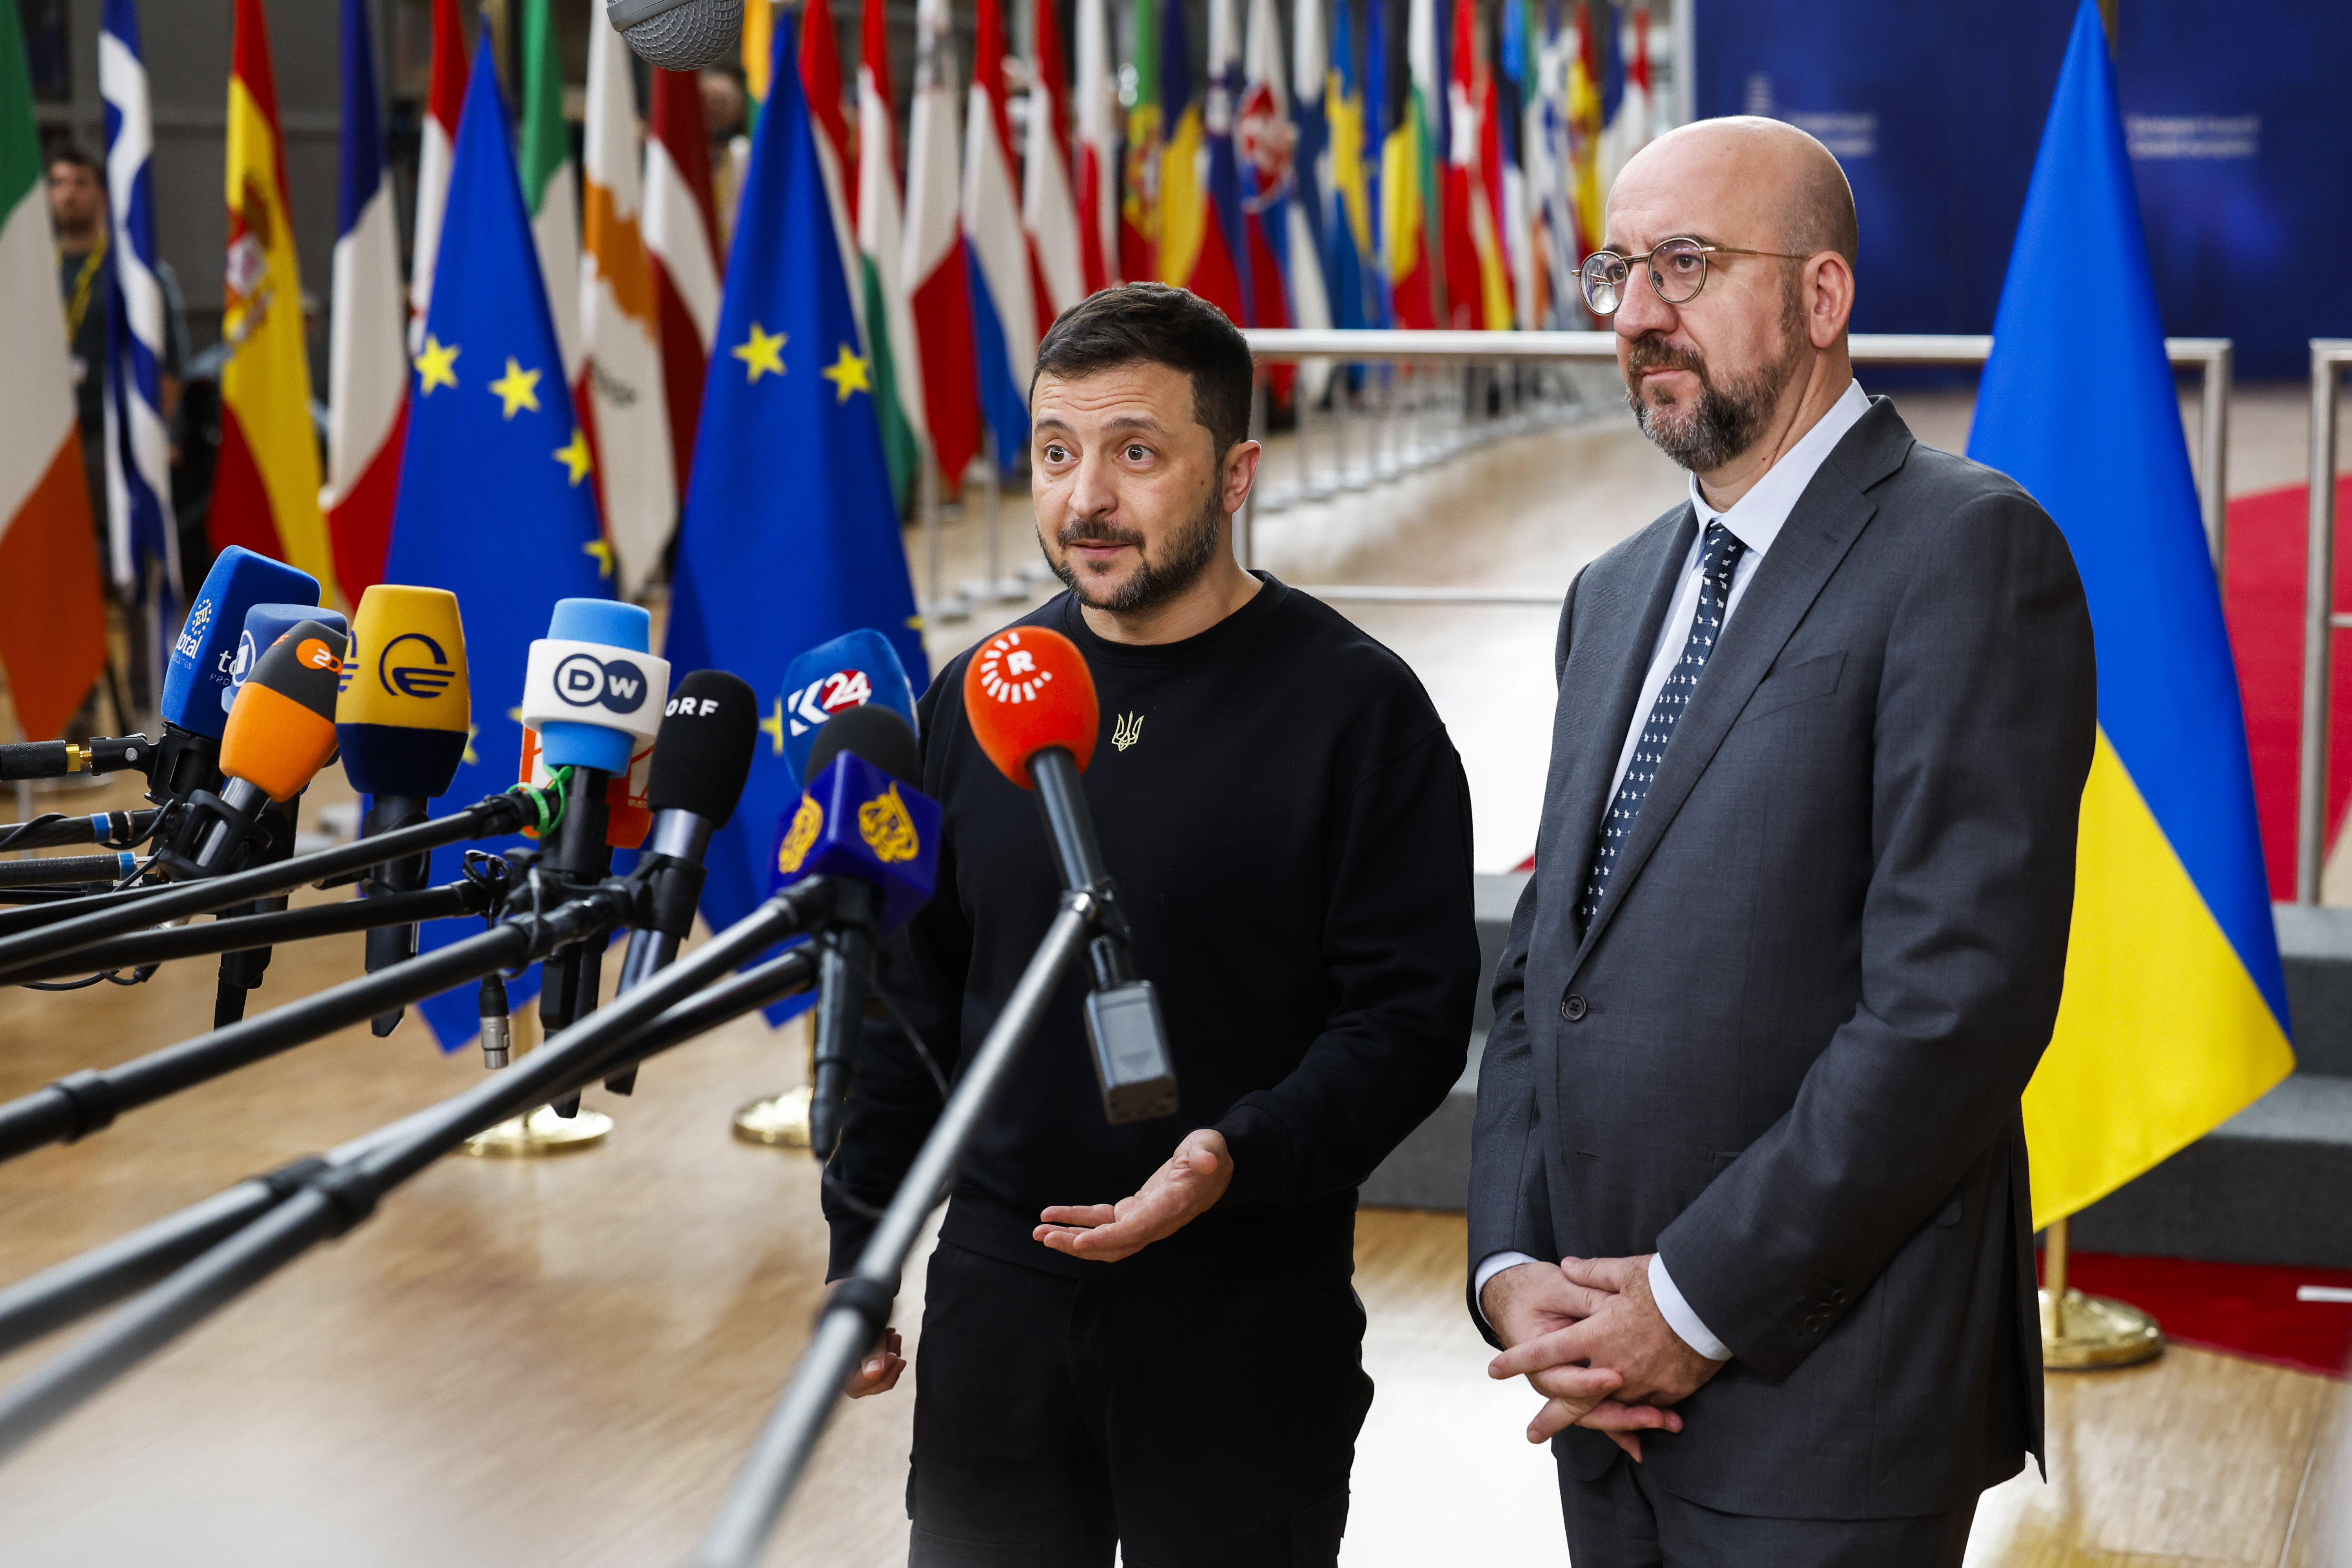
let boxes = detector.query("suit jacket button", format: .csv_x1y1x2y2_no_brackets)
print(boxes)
1829,1288,1850,1307
1561,993,1588,1022
1803,1314,1828,1335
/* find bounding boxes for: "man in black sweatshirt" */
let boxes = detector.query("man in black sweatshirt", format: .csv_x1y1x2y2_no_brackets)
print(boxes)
822,283,1480,1567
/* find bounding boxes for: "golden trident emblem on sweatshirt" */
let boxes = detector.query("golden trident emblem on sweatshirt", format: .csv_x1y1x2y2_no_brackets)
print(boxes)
1112,712,1144,752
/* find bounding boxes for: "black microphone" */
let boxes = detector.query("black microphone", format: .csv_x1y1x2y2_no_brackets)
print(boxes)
605,670,759,1094
799,704,924,1157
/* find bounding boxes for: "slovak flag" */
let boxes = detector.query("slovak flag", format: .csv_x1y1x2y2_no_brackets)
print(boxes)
962,0,1038,470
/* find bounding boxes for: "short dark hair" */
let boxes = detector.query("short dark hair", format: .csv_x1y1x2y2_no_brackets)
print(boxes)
45,144,100,180
1031,283,1254,457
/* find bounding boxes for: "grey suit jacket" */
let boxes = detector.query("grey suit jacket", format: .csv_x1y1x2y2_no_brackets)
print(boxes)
1468,399,2095,1521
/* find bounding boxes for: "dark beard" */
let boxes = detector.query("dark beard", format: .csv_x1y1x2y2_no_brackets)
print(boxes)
1621,281,1807,471
1047,493,1227,613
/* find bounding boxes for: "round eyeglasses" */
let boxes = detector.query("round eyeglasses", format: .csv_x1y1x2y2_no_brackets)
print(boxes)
1579,238,1811,316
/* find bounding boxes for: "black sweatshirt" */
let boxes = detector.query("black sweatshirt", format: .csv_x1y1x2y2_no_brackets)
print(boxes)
823,574,1481,1291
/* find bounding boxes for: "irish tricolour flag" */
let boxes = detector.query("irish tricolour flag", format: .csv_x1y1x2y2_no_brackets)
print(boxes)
0,8,109,740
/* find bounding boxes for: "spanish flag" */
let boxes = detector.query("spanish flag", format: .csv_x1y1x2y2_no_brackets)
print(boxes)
214,0,338,602
0,0,107,740
1971,0,2294,1228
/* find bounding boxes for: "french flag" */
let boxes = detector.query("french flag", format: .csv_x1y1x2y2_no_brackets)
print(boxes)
322,0,406,597
962,0,1037,472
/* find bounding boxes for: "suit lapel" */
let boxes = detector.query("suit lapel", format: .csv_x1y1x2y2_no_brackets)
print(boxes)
1545,504,1694,907
1570,399,1914,968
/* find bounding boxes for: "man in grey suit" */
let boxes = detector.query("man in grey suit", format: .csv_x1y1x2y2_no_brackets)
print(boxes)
1468,117,2096,1565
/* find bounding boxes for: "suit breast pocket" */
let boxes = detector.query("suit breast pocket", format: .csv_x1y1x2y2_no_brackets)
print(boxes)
1736,650,1847,725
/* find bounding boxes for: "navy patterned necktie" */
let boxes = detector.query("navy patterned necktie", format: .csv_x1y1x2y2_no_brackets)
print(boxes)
1578,519,1749,934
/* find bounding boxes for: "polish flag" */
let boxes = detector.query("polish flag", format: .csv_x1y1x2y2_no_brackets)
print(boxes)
644,67,724,505
1072,0,1118,292
903,0,980,489
963,0,1039,470
322,0,407,598
407,0,463,353
1023,0,1086,327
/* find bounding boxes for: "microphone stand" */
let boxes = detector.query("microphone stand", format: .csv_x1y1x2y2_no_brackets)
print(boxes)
0,880,841,1465
0,945,821,1361
684,888,1107,1568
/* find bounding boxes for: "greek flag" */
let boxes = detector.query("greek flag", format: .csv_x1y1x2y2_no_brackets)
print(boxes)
99,0,177,604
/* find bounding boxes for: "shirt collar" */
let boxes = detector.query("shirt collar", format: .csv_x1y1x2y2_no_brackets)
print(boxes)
1686,379,1873,559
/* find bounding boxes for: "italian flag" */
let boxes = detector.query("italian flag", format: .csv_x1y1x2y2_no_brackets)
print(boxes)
849,0,922,510
0,5,108,739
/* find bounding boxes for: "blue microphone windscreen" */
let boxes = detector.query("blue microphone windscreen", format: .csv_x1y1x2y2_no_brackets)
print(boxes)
547,597,650,652
226,604,349,714
161,548,319,739
777,628,918,788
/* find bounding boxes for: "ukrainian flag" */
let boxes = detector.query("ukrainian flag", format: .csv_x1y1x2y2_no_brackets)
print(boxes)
1969,0,2294,1228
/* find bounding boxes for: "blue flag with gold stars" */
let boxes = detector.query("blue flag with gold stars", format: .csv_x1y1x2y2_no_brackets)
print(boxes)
383,37,611,1049
664,14,928,949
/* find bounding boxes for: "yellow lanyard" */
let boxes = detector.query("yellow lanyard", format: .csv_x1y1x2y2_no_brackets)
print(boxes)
60,230,108,341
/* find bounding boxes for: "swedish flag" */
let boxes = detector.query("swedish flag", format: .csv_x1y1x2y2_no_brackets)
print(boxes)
1970,0,2294,1225
663,15,927,942
381,38,610,1047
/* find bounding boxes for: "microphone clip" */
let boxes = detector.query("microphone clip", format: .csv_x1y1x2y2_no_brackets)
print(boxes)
153,787,274,880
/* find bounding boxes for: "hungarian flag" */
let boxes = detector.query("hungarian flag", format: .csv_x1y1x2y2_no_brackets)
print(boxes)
408,0,463,351
644,66,725,505
323,0,408,599
214,0,337,600
1120,0,1161,283
1073,0,1119,293
0,0,107,739
580,0,675,595
904,0,980,490
521,0,583,387
1023,0,1086,327
857,0,924,507
964,0,1041,468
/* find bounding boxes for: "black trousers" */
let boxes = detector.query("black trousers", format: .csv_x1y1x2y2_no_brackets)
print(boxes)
1558,1452,1979,1568
905,1242,1375,1568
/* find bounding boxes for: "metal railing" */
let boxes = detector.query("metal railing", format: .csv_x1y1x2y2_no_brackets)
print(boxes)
1238,328,2234,607
2299,340,2352,903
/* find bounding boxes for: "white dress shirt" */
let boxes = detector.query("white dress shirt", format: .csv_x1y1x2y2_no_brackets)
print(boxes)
1474,381,1873,1361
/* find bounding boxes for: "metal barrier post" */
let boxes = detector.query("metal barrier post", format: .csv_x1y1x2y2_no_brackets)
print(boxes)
2199,340,2233,568
2299,342,2352,903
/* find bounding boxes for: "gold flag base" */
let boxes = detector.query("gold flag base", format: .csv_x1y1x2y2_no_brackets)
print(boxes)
2039,1214,2162,1370
732,1087,813,1147
460,1105,615,1157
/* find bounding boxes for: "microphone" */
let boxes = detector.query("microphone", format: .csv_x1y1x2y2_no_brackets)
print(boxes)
776,628,920,789
338,586,472,1037
775,704,940,1156
604,0,743,71
606,670,759,1094
153,547,320,824
175,622,348,877
223,604,350,717
517,599,671,1047
962,627,1178,1124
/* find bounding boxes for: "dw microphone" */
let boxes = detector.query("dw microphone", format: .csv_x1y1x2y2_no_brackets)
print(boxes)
604,0,744,71
338,586,472,1036
963,627,1178,1123
606,670,759,1094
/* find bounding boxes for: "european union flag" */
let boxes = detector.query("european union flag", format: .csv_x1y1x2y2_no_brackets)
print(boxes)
664,16,928,946
382,38,610,1048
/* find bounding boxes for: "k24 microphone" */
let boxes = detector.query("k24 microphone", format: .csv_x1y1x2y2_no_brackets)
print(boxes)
189,621,349,873
607,671,759,1094
962,627,1177,1124
775,628,919,789
339,585,473,1036
774,704,939,1156
604,0,743,71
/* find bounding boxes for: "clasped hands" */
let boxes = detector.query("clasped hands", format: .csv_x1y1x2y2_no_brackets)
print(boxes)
1479,1254,1725,1460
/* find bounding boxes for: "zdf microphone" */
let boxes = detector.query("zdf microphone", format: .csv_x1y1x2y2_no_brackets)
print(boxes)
964,627,1177,1124
775,628,919,788
608,671,760,1093
604,0,743,71
185,621,349,874
339,586,472,1037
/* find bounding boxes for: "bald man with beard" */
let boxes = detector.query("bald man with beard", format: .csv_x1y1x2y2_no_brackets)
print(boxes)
1466,118,2096,1565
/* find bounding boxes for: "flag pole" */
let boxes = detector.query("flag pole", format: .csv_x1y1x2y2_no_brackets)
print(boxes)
920,436,970,624
2038,1214,2162,1368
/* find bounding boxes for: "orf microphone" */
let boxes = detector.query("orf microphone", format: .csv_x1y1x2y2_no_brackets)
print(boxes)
774,705,940,1156
604,0,744,71
339,585,473,1037
963,627,1178,1123
606,670,759,1093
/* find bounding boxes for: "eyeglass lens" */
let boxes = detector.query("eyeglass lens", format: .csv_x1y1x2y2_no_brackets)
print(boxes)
1581,240,1710,315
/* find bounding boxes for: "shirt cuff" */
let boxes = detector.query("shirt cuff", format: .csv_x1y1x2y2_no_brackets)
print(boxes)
1472,1250,1544,1329
1649,1252,1732,1362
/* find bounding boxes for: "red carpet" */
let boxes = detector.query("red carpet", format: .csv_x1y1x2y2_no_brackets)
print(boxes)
2042,1249,2352,1378
2223,477,2352,896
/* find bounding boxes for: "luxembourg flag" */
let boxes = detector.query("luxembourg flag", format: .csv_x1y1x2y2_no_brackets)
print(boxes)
321,0,407,599
1023,0,1087,327
408,0,463,352
961,0,1037,471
